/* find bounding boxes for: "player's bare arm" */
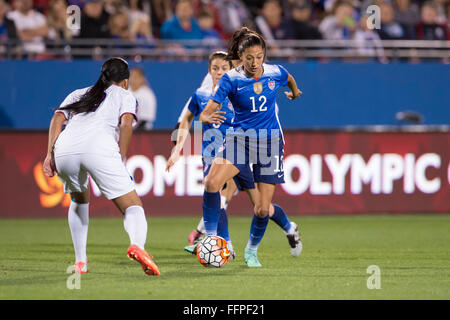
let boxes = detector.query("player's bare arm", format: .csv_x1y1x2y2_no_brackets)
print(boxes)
166,110,195,171
118,113,135,161
43,112,66,177
284,73,302,100
199,100,226,124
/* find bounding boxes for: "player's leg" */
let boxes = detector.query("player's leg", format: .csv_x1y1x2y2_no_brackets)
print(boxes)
187,159,212,246
68,189,90,273
244,182,275,267
185,158,238,254
269,203,302,257
112,190,146,249
243,187,300,254
202,157,239,236
184,177,238,256
54,154,90,273
112,189,160,276
261,136,303,257
245,189,298,247
196,218,206,235
184,216,205,253
218,178,238,258
84,153,159,276
188,218,206,246
221,177,238,208
217,179,236,242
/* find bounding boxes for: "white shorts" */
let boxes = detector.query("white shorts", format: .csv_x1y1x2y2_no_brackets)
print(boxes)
54,153,135,200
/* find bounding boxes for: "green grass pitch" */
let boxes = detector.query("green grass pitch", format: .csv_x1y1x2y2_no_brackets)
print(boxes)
0,214,449,300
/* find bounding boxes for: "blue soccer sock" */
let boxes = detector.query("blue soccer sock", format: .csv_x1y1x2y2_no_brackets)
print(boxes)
202,191,221,236
246,214,270,251
217,208,230,241
270,204,292,234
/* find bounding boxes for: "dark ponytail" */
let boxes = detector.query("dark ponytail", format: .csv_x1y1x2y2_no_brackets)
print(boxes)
226,27,266,61
59,57,130,115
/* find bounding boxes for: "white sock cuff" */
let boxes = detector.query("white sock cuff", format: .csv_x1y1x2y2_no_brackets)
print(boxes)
124,205,145,215
70,201,89,209
197,217,205,233
285,223,296,235
220,195,228,210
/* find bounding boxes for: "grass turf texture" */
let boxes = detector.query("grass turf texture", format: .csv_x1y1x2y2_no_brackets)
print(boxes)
0,215,449,300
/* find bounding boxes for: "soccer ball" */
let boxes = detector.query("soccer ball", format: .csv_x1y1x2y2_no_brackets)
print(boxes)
196,235,231,268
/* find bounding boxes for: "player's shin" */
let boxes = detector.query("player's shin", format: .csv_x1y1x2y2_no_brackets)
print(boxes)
217,209,230,241
202,191,221,236
68,201,89,263
270,203,294,234
123,205,147,250
246,213,269,250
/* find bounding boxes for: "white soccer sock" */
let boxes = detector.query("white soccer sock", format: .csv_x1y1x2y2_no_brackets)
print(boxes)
227,240,234,252
123,205,148,250
220,195,228,210
197,217,205,234
285,222,296,235
68,201,89,263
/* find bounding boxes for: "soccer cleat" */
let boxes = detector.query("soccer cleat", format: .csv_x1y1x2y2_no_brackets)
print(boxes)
184,244,198,255
74,261,88,274
244,248,262,268
127,244,161,276
188,229,205,246
227,243,236,260
286,222,303,257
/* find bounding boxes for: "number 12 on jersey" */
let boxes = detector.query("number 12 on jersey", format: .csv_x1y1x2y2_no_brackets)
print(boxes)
250,96,267,112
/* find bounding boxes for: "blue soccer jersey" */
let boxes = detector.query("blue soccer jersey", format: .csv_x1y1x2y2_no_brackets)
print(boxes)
212,63,288,139
187,87,234,162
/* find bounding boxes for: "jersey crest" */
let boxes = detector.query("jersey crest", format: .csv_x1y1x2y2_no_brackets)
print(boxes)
253,82,263,95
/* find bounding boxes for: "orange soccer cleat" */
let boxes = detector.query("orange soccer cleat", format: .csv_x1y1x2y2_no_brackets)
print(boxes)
74,261,89,274
126,244,160,276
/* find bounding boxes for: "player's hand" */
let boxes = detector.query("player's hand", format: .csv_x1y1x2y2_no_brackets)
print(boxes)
284,89,302,100
43,153,56,177
200,110,226,125
166,151,180,172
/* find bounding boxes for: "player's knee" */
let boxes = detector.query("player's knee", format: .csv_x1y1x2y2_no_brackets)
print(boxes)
254,205,269,218
71,191,90,204
204,175,221,193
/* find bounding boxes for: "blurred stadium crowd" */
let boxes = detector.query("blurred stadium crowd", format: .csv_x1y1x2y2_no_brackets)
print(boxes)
0,0,449,60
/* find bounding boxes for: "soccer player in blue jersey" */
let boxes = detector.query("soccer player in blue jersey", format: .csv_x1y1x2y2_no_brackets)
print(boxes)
200,27,303,267
171,46,302,264
166,51,245,257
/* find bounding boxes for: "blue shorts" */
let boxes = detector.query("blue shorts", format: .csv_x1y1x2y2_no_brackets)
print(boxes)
217,135,285,185
202,158,254,191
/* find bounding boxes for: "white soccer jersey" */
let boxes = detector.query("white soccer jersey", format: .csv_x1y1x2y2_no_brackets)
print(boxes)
54,84,137,157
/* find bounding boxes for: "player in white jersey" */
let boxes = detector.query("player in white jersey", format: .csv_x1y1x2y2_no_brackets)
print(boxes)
43,57,160,276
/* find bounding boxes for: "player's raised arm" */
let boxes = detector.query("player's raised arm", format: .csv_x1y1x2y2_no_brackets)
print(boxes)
43,112,66,177
284,73,303,101
199,99,226,124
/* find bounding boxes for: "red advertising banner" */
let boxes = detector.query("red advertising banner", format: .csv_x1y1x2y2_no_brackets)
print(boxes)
0,131,449,218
